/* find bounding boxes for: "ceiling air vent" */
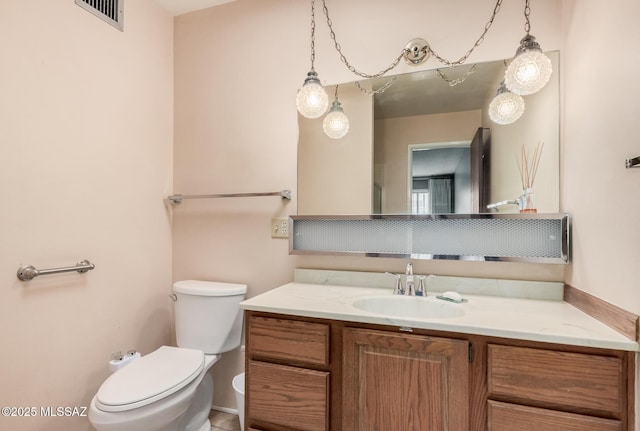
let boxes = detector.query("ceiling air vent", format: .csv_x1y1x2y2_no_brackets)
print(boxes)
75,0,123,31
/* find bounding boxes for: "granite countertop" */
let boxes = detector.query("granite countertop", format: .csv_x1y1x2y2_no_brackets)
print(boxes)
241,277,639,352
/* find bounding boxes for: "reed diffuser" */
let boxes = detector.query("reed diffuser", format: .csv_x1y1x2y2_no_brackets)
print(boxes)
515,142,544,213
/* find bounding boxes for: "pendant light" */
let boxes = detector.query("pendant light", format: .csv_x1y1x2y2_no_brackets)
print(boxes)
489,80,525,125
504,0,552,96
323,86,349,139
296,70,329,119
296,0,329,118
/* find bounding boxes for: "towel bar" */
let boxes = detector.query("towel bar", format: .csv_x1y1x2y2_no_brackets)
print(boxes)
167,190,292,205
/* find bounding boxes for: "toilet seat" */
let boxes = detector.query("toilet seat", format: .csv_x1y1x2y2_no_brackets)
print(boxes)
95,346,204,413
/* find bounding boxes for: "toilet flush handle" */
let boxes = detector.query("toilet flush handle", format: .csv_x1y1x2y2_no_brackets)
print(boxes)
169,294,177,302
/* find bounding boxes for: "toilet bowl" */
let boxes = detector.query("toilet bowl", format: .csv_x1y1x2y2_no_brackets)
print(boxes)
89,280,247,431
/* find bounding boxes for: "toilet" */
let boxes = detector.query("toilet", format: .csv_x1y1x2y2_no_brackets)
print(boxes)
89,280,247,431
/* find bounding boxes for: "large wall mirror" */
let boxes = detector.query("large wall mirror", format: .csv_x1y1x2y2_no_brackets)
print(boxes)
298,51,559,215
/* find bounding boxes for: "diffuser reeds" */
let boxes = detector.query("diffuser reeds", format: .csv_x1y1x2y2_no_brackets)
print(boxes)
516,142,544,190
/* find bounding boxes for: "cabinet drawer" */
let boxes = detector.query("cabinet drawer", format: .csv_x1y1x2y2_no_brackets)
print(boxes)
487,344,623,415
248,315,330,366
488,401,621,431
248,360,329,431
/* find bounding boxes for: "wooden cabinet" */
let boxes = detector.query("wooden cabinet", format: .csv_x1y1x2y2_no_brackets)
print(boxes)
487,344,627,431
342,328,469,430
245,315,331,431
245,311,634,431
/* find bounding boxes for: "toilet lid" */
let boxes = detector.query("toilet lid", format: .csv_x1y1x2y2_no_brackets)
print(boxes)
173,280,247,296
96,346,204,412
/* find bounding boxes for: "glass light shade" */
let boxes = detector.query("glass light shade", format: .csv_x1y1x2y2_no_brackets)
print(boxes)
489,90,525,125
505,40,552,96
323,101,349,139
296,70,329,119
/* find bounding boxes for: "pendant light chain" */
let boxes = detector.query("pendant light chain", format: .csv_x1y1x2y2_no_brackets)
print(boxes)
320,0,407,80
524,0,531,34
436,64,478,87
353,76,398,96
429,0,503,67
317,0,504,78
310,0,317,69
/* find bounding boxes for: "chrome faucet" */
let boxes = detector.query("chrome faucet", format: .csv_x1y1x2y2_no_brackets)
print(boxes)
405,263,415,296
386,264,428,296
487,194,527,212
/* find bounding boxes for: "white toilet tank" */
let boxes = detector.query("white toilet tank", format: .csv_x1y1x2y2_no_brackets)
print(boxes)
173,280,247,354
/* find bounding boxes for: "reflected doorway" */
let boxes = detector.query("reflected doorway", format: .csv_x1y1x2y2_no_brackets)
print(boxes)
409,142,470,214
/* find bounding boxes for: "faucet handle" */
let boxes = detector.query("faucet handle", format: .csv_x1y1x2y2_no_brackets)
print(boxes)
415,275,426,296
416,274,435,296
385,272,404,295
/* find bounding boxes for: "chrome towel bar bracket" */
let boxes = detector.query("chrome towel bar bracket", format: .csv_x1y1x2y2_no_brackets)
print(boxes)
17,259,95,281
625,156,640,168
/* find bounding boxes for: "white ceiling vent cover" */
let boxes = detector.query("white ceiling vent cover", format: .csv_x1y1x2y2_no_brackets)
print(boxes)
76,0,123,31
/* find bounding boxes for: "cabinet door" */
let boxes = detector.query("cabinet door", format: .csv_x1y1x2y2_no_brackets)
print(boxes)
488,401,622,431
343,328,469,431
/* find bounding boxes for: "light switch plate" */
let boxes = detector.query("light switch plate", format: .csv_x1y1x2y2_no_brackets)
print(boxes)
271,217,289,238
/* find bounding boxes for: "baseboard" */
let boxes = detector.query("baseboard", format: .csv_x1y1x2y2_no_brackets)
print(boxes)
211,405,239,416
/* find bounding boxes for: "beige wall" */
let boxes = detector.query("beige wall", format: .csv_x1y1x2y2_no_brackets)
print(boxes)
298,84,373,215
561,1,640,315
561,3,640,424
173,0,304,410
0,1,174,430
174,0,566,410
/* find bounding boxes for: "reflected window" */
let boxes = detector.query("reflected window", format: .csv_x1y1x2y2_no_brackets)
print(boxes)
411,191,430,214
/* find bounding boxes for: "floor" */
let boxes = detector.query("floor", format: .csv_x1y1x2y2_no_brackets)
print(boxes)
209,410,241,431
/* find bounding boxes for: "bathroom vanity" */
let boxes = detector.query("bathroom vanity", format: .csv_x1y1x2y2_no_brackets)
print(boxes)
241,274,638,431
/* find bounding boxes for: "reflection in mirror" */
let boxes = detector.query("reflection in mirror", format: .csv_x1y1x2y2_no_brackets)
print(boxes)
298,52,559,215
409,143,470,214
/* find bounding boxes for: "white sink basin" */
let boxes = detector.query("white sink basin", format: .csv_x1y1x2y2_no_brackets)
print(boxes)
351,295,465,319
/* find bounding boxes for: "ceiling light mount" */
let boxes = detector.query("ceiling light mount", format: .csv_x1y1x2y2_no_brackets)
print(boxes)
403,38,430,66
